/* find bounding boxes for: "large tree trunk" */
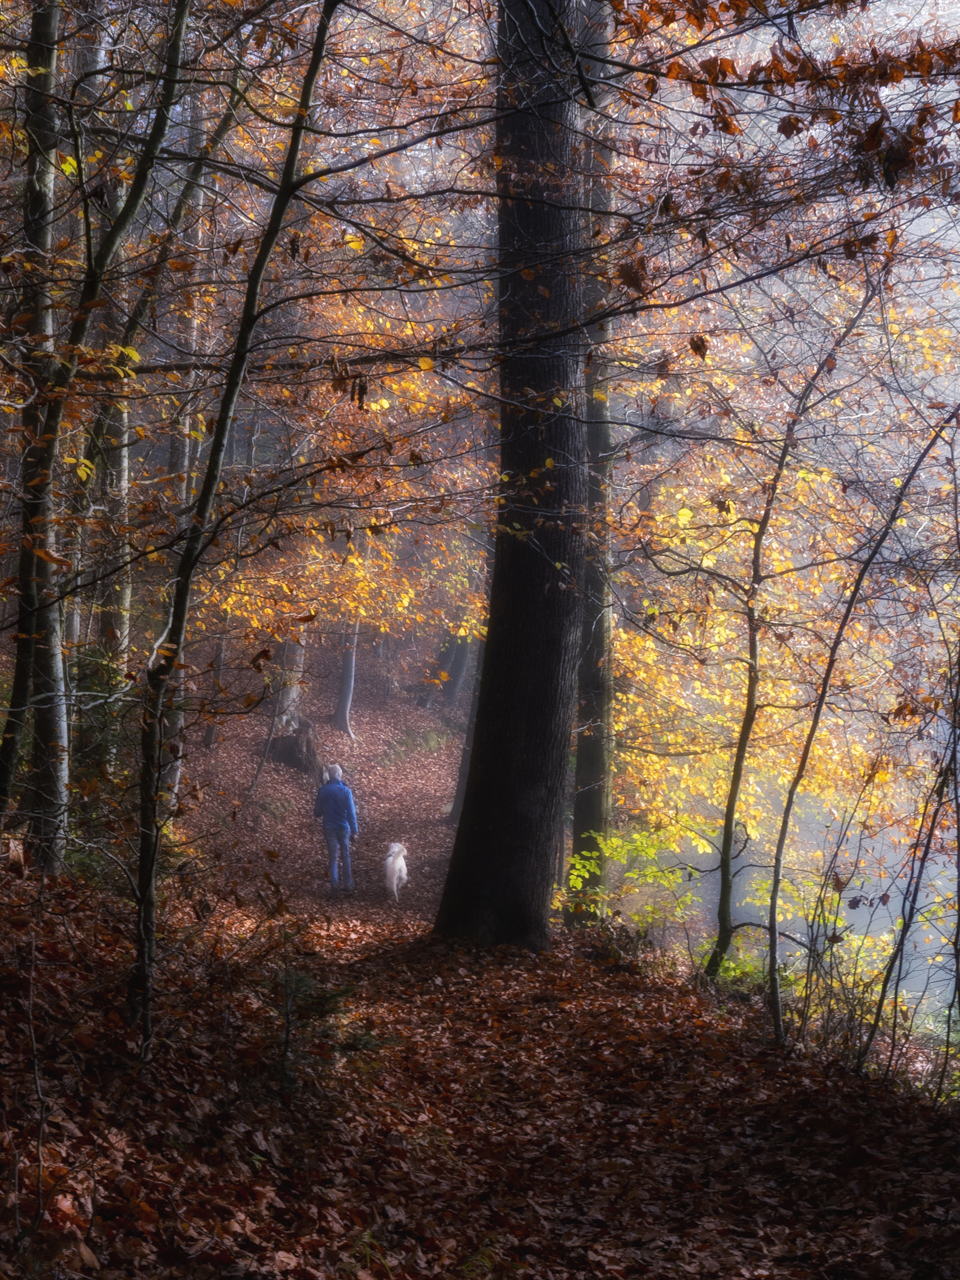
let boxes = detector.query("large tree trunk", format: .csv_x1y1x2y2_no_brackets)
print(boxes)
272,638,306,729
434,0,586,948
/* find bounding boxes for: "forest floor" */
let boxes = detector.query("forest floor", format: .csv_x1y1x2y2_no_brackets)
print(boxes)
1,661,960,1280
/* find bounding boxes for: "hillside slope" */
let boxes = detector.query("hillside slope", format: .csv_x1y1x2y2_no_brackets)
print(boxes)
1,664,958,1279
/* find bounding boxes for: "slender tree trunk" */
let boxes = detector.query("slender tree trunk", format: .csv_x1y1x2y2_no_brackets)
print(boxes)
703,290,882,979
277,638,306,726
703,444,789,978
767,413,951,1040
333,618,359,738
30,603,69,871
570,424,612,899
419,634,457,709
434,0,586,948
442,638,471,709
0,0,192,829
571,9,613,914
159,672,184,810
702,611,761,979
22,1,68,869
132,0,343,1044
169,86,204,504
0,2,60,821
99,404,132,662
448,641,484,827
203,634,225,749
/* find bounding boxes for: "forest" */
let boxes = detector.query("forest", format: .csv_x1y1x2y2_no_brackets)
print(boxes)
2,0,960,1274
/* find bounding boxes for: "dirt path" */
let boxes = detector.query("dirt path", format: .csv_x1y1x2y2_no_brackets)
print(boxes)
184,658,461,925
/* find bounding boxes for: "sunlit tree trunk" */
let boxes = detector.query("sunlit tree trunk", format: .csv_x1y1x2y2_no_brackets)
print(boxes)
571,2,613,915
273,638,306,728
435,0,586,948
703,445,787,978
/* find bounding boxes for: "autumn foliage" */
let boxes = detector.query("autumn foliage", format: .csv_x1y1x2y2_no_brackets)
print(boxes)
3,0,960,1271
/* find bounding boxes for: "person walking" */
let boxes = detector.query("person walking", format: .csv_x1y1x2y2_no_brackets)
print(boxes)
313,764,359,894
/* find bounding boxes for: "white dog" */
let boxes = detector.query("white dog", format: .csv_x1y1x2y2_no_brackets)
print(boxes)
384,843,408,902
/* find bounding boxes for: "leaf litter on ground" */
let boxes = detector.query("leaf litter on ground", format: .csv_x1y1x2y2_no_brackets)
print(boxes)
1,674,959,1279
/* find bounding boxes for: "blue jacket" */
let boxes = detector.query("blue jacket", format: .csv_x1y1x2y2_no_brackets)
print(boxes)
313,779,358,834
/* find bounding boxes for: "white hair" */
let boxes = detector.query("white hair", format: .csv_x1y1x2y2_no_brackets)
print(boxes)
328,763,343,781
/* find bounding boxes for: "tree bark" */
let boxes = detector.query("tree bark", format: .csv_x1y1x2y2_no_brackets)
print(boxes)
159,672,184,811
29,597,69,872
571,2,613,913
203,635,226,749
272,638,306,729
442,638,471,709
132,0,343,1044
418,634,457,709
434,0,586,948
570,415,612,896
0,1,60,823
448,641,483,827
332,618,359,738
22,1,68,870
0,0,192,837
99,403,132,662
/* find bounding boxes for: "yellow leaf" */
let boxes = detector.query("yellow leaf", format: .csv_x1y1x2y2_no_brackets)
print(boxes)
545,458,554,468
419,357,434,371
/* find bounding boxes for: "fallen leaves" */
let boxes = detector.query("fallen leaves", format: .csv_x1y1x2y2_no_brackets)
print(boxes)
2,672,959,1278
